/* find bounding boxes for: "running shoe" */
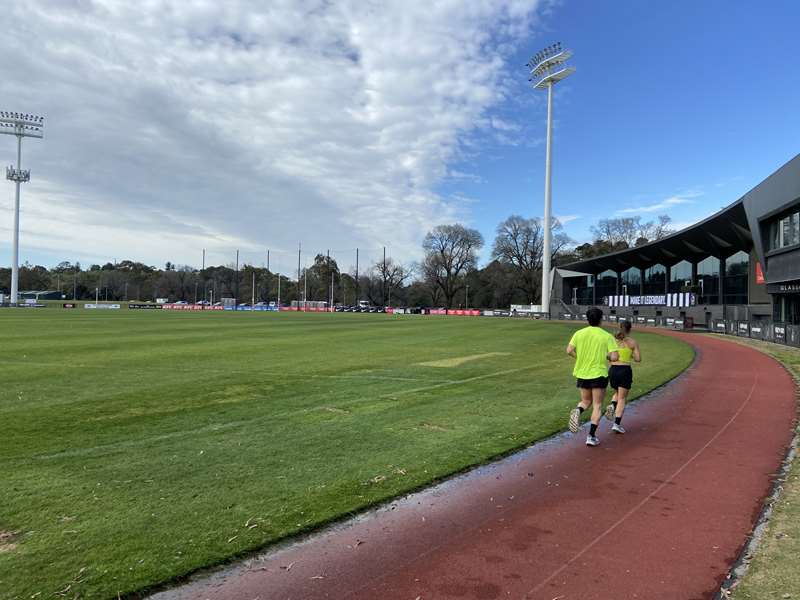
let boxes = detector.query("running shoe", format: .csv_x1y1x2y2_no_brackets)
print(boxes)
585,435,600,446
611,423,626,434
604,402,616,421
568,408,581,433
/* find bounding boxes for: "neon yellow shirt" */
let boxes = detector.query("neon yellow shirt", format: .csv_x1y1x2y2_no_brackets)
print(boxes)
616,343,634,364
569,326,618,379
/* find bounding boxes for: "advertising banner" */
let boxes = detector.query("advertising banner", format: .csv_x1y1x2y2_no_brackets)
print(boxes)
606,293,696,307
128,303,162,310
62,303,77,309
85,303,121,310
163,304,223,311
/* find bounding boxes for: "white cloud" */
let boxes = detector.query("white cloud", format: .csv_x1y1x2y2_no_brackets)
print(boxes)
0,0,544,271
616,191,702,215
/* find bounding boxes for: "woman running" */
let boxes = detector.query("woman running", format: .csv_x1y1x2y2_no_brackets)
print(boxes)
605,320,641,433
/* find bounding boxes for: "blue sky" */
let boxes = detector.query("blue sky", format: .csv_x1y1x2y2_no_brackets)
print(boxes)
442,0,800,254
1,1,799,273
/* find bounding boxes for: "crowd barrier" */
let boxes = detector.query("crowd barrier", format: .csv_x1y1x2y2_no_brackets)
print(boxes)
558,312,800,348
710,319,800,347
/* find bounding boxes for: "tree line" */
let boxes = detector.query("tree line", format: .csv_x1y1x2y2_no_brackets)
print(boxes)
1,215,672,308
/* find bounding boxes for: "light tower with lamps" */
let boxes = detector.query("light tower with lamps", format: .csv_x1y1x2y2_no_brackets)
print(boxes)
527,43,574,317
1,111,45,305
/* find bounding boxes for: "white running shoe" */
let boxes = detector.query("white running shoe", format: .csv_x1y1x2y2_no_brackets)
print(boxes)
568,408,581,433
604,403,616,421
585,435,600,446
611,423,626,434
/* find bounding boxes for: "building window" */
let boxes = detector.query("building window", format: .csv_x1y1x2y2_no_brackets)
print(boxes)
643,264,666,295
697,256,719,304
724,250,749,305
595,270,617,300
767,208,800,250
669,260,692,293
562,276,591,305
774,295,800,325
620,267,640,294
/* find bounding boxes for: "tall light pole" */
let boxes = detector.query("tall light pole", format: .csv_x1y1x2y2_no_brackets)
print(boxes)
1,112,44,305
527,43,574,317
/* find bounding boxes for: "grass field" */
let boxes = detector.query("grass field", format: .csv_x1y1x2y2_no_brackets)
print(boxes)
0,311,693,599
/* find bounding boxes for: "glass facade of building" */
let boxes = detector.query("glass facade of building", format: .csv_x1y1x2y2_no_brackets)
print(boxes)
697,256,720,304
620,267,640,294
773,294,800,325
643,264,666,295
669,260,692,293
595,270,618,300
724,250,749,305
768,208,800,250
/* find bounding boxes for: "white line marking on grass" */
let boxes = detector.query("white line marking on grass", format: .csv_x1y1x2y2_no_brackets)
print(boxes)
318,374,446,383
30,366,535,461
34,421,247,460
382,366,535,399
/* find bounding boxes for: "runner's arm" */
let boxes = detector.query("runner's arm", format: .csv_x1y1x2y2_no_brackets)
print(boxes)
606,337,619,362
633,340,641,362
566,344,577,358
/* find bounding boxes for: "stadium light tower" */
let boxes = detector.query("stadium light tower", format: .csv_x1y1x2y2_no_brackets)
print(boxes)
527,43,574,317
1,111,45,305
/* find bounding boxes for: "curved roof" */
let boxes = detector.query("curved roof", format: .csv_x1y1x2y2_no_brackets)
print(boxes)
563,200,752,274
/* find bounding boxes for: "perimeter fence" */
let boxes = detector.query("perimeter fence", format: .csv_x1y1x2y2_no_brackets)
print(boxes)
557,312,800,348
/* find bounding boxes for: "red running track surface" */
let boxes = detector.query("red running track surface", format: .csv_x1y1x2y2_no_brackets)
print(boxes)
150,332,797,600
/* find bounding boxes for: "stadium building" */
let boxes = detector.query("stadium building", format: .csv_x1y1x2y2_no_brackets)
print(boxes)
553,154,800,328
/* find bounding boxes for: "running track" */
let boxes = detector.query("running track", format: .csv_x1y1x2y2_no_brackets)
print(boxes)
151,332,797,600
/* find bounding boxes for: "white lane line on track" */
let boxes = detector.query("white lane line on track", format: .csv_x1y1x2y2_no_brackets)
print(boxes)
336,357,757,600
524,370,759,597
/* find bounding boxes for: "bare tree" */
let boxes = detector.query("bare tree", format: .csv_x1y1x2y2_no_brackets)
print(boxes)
422,224,483,308
374,257,413,305
590,217,639,247
637,214,674,241
591,215,674,247
491,215,571,304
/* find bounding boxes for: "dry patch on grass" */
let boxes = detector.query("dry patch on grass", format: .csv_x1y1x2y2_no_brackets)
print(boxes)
0,530,19,553
418,352,511,368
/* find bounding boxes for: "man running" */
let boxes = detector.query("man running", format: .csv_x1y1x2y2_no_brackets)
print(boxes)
566,307,619,446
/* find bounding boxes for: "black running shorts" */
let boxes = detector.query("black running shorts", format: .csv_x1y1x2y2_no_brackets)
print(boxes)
576,376,609,389
609,365,633,390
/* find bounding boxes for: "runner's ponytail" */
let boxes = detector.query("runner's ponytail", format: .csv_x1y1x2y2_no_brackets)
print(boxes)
616,320,632,341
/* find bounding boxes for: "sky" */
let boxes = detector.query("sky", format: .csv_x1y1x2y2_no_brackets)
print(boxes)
1,0,799,276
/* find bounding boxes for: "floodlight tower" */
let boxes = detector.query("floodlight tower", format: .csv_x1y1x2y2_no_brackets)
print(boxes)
1,112,45,305
527,43,574,317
